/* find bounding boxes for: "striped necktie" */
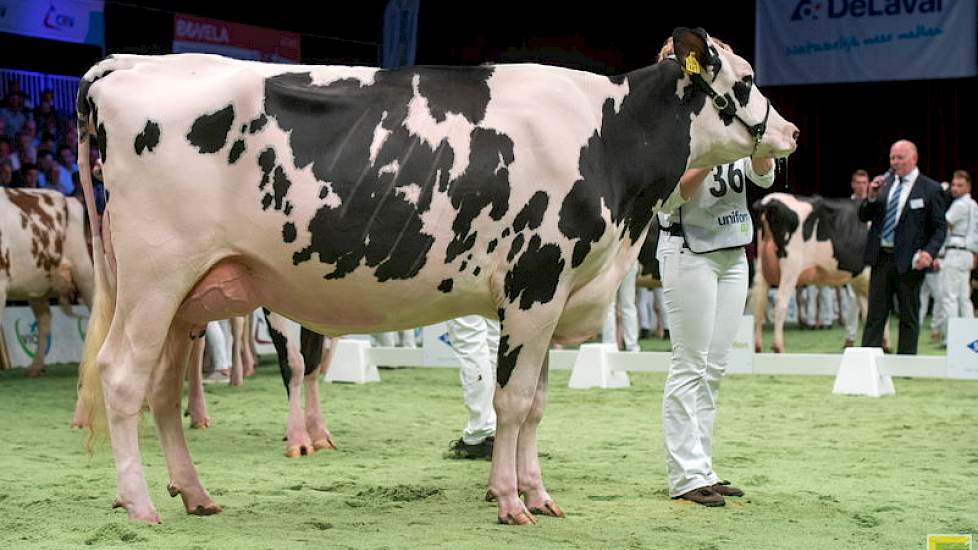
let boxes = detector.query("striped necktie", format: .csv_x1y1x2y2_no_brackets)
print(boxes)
881,176,904,244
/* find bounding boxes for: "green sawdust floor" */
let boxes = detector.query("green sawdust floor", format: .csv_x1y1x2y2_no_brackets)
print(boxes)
0,345,975,549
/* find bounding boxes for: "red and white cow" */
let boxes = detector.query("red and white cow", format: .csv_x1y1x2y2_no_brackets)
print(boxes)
75,28,797,524
0,188,94,378
751,193,874,352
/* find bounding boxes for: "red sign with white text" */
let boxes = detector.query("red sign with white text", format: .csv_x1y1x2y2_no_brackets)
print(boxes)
173,13,300,63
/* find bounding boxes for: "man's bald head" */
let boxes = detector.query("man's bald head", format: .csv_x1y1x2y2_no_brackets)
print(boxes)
889,139,918,177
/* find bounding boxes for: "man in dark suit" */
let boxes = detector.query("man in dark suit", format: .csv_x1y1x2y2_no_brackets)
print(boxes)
859,140,947,354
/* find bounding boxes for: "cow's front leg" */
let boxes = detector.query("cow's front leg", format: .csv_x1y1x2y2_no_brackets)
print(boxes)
517,353,563,518
488,308,557,525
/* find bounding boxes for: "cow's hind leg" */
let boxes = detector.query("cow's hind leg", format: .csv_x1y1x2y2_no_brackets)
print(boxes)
151,320,221,515
302,330,336,451
266,312,314,457
489,308,558,525
24,298,52,377
517,353,563,518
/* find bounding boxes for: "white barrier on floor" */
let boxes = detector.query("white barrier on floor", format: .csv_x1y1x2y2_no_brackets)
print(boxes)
832,347,894,397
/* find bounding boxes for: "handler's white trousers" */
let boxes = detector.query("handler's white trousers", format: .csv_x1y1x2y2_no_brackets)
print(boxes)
659,237,748,497
205,319,232,372
446,315,500,444
602,261,640,351
940,250,975,338
919,271,945,333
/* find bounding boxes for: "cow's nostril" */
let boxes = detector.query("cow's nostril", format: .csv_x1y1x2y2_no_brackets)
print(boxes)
792,130,800,141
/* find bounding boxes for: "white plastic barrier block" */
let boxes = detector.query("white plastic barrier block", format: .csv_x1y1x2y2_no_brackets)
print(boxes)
727,315,754,374
325,338,380,384
832,347,894,397
946,318,978,380
422,323,462,368
568,343,630,389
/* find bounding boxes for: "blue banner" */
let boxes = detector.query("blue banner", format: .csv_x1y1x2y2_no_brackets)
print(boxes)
756,0,977,85
382,0,420,69
0,0,104,48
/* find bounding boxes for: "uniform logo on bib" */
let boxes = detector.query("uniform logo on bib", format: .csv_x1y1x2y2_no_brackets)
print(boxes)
717,210,751,227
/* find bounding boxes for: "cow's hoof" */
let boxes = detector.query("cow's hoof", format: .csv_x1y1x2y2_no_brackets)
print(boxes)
754,344,762,353
187,502,223,516
285,445,315,458
312,437,336,451
498,511,537,525
113,498,161,524
189,417,210,429
771,346,783,353
528,500,565,518
485,490,497,503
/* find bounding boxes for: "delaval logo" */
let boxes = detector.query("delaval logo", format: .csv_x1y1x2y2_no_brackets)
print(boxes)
14,318,52,359
792,0,943,21
967,339,978,355
43,3,75,31
439,332,453,349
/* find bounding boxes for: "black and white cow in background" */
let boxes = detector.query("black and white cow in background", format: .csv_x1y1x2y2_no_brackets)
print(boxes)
75,28,797,524
751,193,876,352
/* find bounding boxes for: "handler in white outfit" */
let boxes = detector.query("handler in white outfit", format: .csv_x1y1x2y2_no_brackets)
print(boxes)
444,315,500,458
939,171,976,342
658,154,776,506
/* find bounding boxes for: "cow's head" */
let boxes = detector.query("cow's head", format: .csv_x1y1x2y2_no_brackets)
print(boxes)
665,28,798,169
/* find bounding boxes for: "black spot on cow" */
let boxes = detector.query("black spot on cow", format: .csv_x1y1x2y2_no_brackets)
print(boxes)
754,198,799,258
248,114,268,134
502,228,511,238
733,76,752,108
96,123,107,161
264,309,293,394
487,239,498,253
134,121,160,155
445,127,514,263
497,308,505,322
417,67,492,124
228,139,246,164
284,202,293,216
282,222,297,243
638,215,661,280
473,266,481,276
558,62,699,267
438,278,453,293
800,197,868,275
459,260,468,272
186,104,235,154
271,166,292,211
240,124,247,134
258,148,276,190
264,68,497,282
496,335,522,387
319,186,330,199
505,234,565,310
507,233,525,262
261,194,273,210
513,191,549,232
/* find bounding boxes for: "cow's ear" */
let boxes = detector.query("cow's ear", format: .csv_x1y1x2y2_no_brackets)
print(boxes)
672,27,709,76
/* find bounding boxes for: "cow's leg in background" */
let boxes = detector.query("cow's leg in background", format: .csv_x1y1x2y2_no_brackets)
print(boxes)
229,316,245,386
151,319,221,516
185,335,209,429
265,311,315,457
751,267,771,353
240,314,256,377
300,329,336,451
489,306,559,525
0,285,9,370
772,259,804,353
24,298,52,377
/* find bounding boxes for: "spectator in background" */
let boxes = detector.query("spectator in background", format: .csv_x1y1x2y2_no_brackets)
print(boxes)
34,90,62,125
938,170,977,344
0,91,30,136
37,149,73,195
58,144,78,176
39,132,58,157
0,118,7,138
0,159,21,187
19,163,39,188
17,145,36,169
0,137,19,171
20,118,40,150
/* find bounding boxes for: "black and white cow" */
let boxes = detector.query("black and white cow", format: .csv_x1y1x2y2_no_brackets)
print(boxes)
75,28,797,524
751,193,873,352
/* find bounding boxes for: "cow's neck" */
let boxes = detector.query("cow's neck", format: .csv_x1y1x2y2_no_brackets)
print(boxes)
593,63,698,245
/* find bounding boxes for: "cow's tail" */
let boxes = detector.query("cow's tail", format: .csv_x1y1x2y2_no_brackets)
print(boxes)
76,88,114,451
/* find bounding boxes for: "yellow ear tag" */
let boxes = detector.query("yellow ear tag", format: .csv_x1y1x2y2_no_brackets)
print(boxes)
684,52,701,75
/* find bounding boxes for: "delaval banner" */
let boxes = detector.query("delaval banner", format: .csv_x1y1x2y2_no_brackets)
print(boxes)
0,0,104,47
756,0,977,85
2,305,89,368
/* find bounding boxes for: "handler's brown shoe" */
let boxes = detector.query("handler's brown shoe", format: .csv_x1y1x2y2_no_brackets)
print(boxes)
674,486,725,507
712,481,744,497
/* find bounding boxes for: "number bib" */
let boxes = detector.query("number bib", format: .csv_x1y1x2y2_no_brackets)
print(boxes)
679,158,754,253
